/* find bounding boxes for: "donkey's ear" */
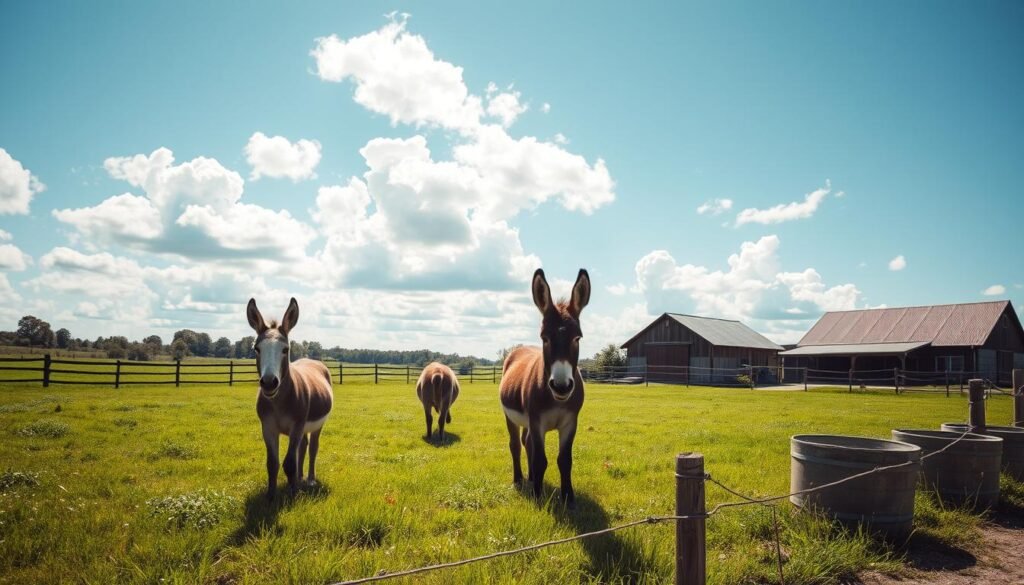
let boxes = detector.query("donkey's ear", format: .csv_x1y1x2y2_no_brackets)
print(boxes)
531,269,552,315
569,268,591,316
246,298,267,333
280,297,300,334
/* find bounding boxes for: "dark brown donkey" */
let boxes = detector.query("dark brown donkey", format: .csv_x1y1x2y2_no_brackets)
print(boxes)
500,268,590,508
415,362,460,441
247,298,333,499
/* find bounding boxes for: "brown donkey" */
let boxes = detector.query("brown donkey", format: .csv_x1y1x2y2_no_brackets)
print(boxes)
500,268,590,508
247,298,333,499
415,362,460,441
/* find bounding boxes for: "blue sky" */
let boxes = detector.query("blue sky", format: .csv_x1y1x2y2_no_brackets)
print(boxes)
1,1,1021,356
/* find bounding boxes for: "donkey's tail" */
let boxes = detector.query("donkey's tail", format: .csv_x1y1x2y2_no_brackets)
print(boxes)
431,373,444,405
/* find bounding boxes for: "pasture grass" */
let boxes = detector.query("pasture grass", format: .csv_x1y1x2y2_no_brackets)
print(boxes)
0,379,1017,585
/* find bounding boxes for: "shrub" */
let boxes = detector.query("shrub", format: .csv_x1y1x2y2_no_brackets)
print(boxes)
0,470,41,491
17,419,70,438
147,489,236,529
152,438,198,460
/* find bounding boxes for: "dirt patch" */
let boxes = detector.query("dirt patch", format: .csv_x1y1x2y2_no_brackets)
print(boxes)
858,518,1023,585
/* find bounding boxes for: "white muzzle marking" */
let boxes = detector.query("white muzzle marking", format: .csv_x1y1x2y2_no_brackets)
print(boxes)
550,360,574,399
258,338,285,394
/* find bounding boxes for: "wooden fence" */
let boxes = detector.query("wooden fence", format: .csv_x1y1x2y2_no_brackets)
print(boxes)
0,355,503,387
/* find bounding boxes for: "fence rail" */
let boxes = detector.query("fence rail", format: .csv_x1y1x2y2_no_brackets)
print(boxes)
0,355,1017,395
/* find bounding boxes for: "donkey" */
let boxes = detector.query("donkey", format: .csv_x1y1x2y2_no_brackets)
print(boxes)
415,362,460,442
500,268,590,508
247,297,333,499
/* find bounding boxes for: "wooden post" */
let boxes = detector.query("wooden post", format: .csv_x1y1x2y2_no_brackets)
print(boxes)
894,368,899,394
175,359,181,387
803,367,808,392
338,363,343,385
748,365,754,390
493,366,497,383
675,453,706,585
374,363,378,384
848,369,852,393
959,373,964,396
968,379,986,433
42,353,51,388
645,362,649,387
229,360,234,386
1013,369,1023,428
115,359,121,389
945,370,949,397
406,365,410,384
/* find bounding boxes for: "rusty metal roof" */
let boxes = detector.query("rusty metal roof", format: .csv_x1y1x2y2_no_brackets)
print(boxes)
798,301,1012,347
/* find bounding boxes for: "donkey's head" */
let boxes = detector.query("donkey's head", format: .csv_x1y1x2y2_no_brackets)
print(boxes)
531,268,591,402
246,297,300,399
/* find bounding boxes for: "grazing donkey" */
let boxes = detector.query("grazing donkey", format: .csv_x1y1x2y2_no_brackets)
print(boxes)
500,268,590,508
415,362,460,441
247,298,333,499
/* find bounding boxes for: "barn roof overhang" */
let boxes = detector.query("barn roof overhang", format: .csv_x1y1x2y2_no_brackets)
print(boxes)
779,342,929,357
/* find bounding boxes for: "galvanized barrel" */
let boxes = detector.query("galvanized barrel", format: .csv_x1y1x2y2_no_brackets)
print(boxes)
892,429,1002,510
791,435,920,540
941,423,1024,481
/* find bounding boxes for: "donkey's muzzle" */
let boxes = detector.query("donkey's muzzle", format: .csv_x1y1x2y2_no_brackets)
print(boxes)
548,378,574,401
260,375,280,396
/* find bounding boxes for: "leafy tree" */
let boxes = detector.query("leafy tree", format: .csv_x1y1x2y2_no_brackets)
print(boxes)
290,340,307,359
194,333,212,357
497,344,523,366
213,337,232,358
55,328,72,349
592,344,627,372
126,343,151,361
171,338,190,360
306,341,323,360
143,335,163,348
234,336,256,359
16,316,54,347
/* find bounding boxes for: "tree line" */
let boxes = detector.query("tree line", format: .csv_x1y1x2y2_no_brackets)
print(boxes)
1,315,494,367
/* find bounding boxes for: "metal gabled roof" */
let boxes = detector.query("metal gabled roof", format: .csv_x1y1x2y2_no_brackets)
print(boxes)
779,341,929,357
798,301,1017,347
664,313,784,350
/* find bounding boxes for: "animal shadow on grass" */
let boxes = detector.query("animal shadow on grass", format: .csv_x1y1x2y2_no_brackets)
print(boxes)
422,430,462,448
522,483,651,583
227,482,332,546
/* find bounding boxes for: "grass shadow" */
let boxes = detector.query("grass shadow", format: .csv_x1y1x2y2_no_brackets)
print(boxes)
422,430,461,447
517,482,652,583
226,481,332,546
900,531,977,572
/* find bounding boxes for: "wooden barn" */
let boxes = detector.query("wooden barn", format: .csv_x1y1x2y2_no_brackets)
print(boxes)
621,313,783,383
779,300,1024,386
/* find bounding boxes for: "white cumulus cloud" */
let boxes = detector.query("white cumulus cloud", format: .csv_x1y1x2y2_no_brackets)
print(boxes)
982,284,1006,296
245,132,322,181
888,255,906,271
0,244,31,271
735,181,832,226
0,148,46,215
486,90,528,127
697,198,733,216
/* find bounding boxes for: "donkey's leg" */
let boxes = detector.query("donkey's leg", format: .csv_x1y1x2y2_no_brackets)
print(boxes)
307,429,321,485
261,423,280,500
438,396,450,442
505,416,523,485
557,420,578,509
423,401,434,439
528,421,547,500
283,427,305,496
297,434,309,482
521,427,531,481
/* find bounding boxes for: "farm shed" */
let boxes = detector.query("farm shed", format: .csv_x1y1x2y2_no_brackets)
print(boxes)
779,300,1024,385
621,313,783,383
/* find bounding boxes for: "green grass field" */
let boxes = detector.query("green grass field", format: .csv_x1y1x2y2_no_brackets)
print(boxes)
0,378,1018,585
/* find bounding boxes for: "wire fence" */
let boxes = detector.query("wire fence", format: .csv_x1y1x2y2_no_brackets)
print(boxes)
328,394,990,585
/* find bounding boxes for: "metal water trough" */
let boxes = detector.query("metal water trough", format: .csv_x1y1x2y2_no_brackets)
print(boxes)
892,429,1002,510
940,423,1024,481
791,435,921,540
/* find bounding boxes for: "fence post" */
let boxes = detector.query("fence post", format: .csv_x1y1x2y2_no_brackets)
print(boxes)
803,367,807,392
338,363,343,385
374,363,378,384
470,367,474,384
848,369,852,393
675,453,706,585
748,366,754,390
959,373,964,396
944,371,949,397
115,359,121,389
1013,369,1023,428
407,365,411,384
42,353,51,388
493,366,497,383
229,360,234,386
968,379,986,433
175,359,181,387
645,362,649,387
894,368,899,394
